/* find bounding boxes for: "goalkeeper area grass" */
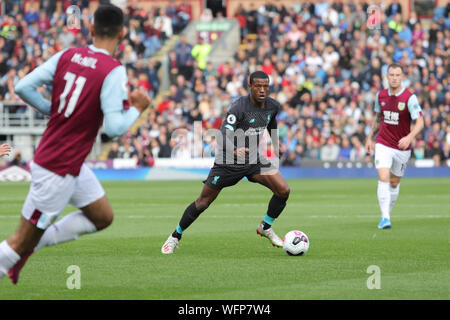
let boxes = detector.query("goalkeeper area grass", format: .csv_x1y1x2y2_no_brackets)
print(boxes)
0,178,448,299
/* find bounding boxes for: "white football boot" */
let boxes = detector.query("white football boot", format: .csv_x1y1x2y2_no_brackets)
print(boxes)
161,235,179,254
256,222,283,248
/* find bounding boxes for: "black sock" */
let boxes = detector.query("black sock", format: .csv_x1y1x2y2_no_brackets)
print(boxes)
262,222,272,230
172,230,182,240
176,201,205,234
267,194,288,219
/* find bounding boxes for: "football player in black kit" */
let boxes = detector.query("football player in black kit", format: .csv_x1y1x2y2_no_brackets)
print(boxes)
162,71,290,254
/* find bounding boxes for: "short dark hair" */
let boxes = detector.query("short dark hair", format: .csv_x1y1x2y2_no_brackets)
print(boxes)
249,71,269,85
387,63,403,73
93,4,124,39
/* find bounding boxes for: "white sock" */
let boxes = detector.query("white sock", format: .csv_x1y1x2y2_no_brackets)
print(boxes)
389,184,400,214
377,181,391,219
0,240,20,279
35,211,97,251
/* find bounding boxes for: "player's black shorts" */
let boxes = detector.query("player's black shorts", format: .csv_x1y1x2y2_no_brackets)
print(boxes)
203,162,271,190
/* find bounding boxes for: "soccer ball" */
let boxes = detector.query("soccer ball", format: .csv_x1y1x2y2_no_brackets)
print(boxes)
283,230,309,256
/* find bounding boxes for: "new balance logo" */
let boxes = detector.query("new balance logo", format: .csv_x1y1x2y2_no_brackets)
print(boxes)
212,176,220,184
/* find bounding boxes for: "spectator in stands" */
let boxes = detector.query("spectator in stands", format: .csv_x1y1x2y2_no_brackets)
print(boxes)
119,139,138,160
338,137,352,160
107,141,120,159
386,0,402,17
58,25,75,48
191,36,211,70
175,34,193,81
146,57,161,96
157,132,173,158
427,139,445,166
177,0,193,26
142,17,162,57
199,8,213,23
234,5,248,40
321,137,340,161
350,136,365,161
413,139,426,160
155,7,173,42
24,6,38,24
9,150,26,167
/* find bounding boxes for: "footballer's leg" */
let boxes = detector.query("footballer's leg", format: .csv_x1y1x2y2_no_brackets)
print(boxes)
375,143,393,229
80,196,114,230
33,164,109,251
376,167,392,229
8,164,107,284
0,218,44,281
389,173,401,215
8,197,112,284
162,184,221,254
179,184,220,235
387,149,409,218
249,169,290,247
161,163,246,254
32,198,108,253
5,162,77,284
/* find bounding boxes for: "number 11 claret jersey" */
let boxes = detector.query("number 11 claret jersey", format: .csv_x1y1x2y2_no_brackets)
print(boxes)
34,47,122,177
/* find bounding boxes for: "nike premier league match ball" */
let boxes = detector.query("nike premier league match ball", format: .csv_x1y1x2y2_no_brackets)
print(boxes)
283,230,309,256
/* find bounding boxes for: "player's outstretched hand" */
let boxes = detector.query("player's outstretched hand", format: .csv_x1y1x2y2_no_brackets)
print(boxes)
0,143,11,157
129,87,151,113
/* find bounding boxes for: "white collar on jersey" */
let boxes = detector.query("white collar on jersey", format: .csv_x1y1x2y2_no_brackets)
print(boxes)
88,44,110,56
388,87,405,97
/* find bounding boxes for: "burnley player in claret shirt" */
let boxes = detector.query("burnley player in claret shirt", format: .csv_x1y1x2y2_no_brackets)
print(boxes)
365,63,424,230
0,4,151,284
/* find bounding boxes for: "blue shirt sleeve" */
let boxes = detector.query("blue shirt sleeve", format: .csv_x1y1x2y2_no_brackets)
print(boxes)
14,49,67,115
407,94,422,120
100,65,140,138
374,92,380,113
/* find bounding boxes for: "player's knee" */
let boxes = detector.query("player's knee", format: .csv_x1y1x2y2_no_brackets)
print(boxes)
195,197,212,212
95,211,114,230
390,180,399,188
276,185,290,199
389,176,401,188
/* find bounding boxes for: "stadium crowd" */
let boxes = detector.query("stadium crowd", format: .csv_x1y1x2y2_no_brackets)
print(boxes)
1,0,449,167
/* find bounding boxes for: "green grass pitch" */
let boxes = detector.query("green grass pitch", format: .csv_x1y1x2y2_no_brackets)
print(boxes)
0,178,448,299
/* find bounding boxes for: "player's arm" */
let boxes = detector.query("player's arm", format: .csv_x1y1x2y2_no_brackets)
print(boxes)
365,92,381,154
267,112,280,158
14,50,67,115
101,66,150,138
398,94,424,150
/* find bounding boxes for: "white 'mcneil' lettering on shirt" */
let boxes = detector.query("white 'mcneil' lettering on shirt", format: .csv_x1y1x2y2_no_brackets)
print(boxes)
71,53,97,69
